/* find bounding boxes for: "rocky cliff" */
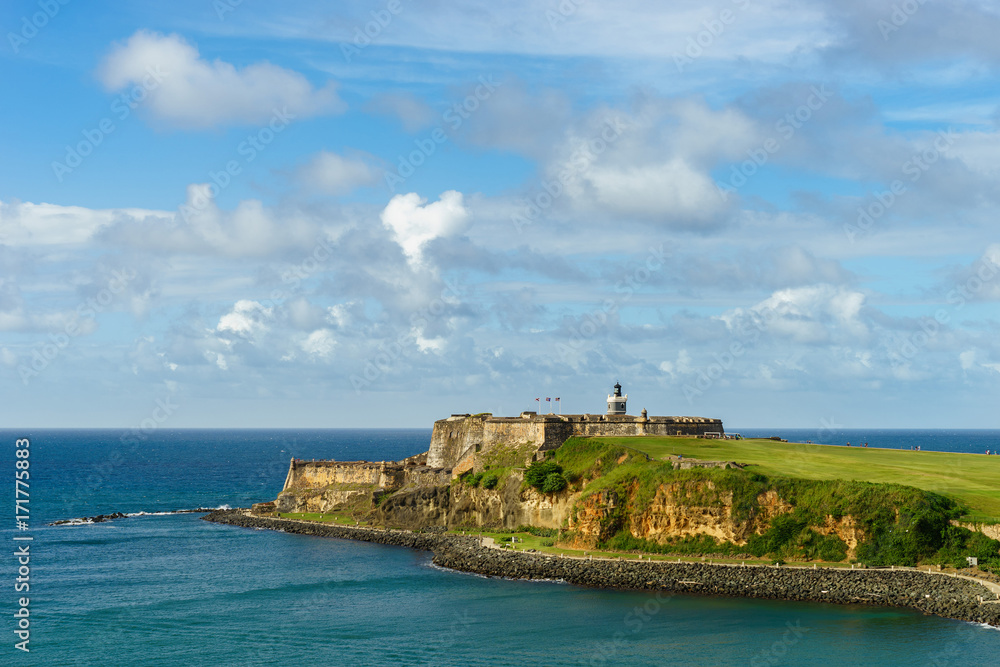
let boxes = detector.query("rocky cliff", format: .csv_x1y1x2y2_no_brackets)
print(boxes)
269,438,998,567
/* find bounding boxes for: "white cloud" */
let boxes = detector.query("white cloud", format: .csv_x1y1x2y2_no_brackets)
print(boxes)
721,284,869,344
380,191,470,266
101,184,324,257
491,97,759,227
97,30,344,129
586,159,724,222
217,300,273,337
300,329,336,359
298,151,380,195
0,199,165,246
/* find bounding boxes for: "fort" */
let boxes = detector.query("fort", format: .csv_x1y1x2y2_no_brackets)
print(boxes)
427,382,723,473
213,383,1000,630
275,383,725,511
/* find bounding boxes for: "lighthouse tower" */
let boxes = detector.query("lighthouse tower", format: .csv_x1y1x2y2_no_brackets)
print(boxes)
606,382,627,415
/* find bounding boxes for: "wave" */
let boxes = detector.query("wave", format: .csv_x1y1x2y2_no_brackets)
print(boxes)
49,505,232,526
51,518,95,526
969,621,1000,632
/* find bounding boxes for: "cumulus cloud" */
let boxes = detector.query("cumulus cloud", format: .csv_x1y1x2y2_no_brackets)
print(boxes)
380,191,470,266
100,184,325,257
720,284,869,344
586,159,723,222
297,151,381,195
97,30,344,129
0,199,160,246
217,300,273,337
300,329,336,359
493,95,759,227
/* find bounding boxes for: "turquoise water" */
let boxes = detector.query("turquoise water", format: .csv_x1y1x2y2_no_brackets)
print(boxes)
4,429,999,665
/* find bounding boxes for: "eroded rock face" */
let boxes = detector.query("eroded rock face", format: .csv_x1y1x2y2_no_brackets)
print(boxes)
277,473,863,558
817,515,864,556
276,487,376,514
374,486,452,529
568,489,621,546
371,472,577,531
566,483,802,549
633,485,739,544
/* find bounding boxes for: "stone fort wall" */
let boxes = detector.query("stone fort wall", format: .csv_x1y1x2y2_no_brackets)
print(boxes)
282,459,451,493
427,413,724,470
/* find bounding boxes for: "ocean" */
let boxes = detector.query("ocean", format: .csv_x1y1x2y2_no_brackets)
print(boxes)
4,428,998,666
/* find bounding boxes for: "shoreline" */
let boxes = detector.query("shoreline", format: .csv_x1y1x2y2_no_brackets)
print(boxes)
203,509,1000,628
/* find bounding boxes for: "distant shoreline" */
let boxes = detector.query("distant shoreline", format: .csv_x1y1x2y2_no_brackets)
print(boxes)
203,509,1000,629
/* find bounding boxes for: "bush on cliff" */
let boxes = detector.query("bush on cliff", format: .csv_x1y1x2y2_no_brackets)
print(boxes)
933,525,1000,566
481,471,501,489
747,515,809,558
542,472,568,493
525,461,564,490
855,503,954,567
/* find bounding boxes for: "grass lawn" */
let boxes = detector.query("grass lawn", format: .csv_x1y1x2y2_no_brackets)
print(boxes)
276,511,365,525
450,528,855,567
588,436,1000,523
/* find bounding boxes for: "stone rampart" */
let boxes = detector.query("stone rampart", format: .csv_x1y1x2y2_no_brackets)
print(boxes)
282,459,451,493
427,415,487,468
427,413,725,469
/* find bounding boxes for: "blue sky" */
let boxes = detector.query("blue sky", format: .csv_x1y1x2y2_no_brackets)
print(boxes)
2,0,1000,428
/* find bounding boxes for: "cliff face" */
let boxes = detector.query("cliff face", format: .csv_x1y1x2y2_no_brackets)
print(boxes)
274,463,866,559
564,483,790,547
274,459,451,514
372,472,576,531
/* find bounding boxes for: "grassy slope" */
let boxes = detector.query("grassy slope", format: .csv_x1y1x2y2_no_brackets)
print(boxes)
587,436,1000,523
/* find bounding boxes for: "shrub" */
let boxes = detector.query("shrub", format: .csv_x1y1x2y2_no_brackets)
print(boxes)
747,515,809,558
464,472,484,487
856,509,948,567
525,461,564,490
933,526,1000,566
542,472,568,494
481,471,501,489
817,535,849,562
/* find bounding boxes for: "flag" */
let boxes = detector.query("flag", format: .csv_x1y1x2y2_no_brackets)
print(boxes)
546,397,551,402
555,397,560,401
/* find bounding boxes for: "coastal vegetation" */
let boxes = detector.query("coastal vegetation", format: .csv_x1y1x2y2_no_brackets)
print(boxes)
549,437,1000,570
273,435,1000,572
592,435,1000,523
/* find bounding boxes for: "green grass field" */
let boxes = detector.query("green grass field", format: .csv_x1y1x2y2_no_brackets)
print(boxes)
274,511,364,525
587,436,1000,523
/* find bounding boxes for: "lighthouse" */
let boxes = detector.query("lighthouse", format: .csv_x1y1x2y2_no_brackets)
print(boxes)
606,381,627,415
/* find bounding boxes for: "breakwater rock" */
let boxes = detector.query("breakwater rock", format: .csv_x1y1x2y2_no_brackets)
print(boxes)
202,509,1000,628
51,507,225,526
